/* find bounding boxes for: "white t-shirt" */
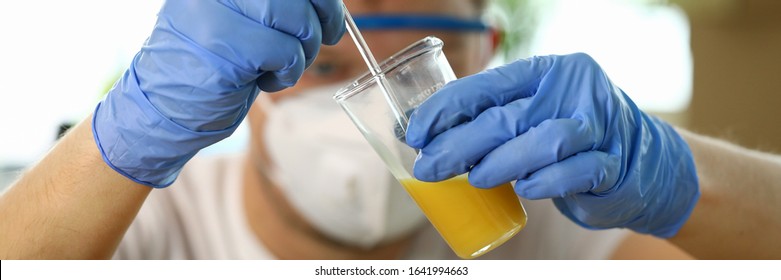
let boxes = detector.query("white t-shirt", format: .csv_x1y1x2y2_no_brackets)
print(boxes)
114,154,628,260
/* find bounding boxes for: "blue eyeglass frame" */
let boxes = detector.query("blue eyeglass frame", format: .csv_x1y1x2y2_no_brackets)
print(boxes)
353,14,489,32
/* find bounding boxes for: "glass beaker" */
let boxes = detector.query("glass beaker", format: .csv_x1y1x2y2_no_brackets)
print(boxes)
334,36,527,259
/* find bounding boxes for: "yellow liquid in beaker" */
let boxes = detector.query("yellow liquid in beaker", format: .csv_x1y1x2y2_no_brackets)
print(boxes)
400,176,527,259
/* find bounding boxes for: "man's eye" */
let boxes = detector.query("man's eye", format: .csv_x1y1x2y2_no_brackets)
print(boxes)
305,60,353,83
311,62,338,77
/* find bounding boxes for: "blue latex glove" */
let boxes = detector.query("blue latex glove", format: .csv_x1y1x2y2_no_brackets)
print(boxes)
93,0,345,188
406,53,699,238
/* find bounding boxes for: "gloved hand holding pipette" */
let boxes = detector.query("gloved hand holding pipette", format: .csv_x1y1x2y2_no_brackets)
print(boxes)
92,0,346,188
406,53,700,238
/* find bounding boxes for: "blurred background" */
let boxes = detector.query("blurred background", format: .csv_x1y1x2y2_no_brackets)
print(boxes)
1,0,780,190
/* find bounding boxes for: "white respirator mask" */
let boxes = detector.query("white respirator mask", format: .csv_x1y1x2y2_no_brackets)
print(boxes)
259,83,427,249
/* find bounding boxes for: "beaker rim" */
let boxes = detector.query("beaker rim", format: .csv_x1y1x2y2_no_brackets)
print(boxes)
333,36,444,102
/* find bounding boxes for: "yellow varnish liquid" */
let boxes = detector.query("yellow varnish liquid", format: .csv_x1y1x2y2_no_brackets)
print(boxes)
400,176,527,259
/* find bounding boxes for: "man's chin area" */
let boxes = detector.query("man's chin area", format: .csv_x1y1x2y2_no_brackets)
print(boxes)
300,224,426,260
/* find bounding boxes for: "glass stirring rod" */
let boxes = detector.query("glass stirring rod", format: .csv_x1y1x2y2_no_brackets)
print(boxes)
342,4,410,134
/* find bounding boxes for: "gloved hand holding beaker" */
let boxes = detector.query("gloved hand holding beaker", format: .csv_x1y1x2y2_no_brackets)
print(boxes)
92,0,345,187
406,53,700,238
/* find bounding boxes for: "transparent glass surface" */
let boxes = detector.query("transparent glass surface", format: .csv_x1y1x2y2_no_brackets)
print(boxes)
334,36,527,259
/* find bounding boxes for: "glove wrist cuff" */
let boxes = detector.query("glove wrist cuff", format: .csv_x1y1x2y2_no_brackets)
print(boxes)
92,69,237,188
637,116,701,238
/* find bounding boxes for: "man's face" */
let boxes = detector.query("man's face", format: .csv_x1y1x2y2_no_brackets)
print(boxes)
243,0,494,250
266,0,491,103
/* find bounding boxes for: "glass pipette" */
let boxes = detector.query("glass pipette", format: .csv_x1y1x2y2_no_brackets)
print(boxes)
342,4,410,134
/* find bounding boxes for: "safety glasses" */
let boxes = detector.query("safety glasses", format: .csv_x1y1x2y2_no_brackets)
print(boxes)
353,14,489,32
